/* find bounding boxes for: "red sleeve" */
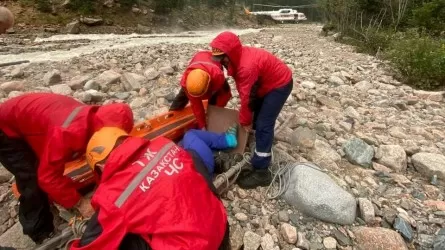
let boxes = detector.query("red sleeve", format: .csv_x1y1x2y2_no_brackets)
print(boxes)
235,68,258,126
69,201,127,250
37,129,81,208
185,91,206,129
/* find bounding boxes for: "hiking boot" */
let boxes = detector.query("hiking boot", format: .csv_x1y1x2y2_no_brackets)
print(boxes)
236,168,272,189
224,123,238,148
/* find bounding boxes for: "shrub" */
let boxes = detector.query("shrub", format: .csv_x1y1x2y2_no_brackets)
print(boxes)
35,0,51,12
67,0,95,14
385,36,445,90
411,0,445,36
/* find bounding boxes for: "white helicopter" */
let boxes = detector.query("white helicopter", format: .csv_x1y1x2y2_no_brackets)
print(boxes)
244,6,308,23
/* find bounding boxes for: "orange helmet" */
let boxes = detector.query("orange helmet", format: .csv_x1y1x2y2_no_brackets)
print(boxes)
0,7,14,34
86,127,128,170
186,69,211,97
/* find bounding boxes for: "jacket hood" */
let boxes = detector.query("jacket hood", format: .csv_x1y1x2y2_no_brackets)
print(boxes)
93,103,134,133
100,137,149,182
210,31,242,69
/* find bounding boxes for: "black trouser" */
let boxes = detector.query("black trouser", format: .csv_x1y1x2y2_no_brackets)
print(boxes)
79,150,231,250
0,131,54,243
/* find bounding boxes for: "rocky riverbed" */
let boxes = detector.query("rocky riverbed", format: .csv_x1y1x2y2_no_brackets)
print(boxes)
0,24,445,250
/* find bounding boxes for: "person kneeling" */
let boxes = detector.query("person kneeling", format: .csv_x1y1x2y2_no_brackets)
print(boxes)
69,126,238,249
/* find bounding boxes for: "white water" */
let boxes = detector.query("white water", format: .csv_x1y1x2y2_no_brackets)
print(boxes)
0,28,261,64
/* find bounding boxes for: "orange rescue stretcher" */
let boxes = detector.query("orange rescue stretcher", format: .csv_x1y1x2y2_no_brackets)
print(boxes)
11,101,208,198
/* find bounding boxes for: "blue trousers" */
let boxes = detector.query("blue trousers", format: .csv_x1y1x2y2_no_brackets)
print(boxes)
251,80,293,169
180,129,230,175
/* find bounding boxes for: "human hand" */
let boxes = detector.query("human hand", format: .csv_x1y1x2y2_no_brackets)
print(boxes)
75,197,95,218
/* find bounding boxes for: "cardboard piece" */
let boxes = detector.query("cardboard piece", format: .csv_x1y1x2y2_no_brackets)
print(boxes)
206,105,248,154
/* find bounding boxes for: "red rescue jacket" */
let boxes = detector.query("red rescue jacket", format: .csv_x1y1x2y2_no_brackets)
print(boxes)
210,32,293,126
180,51,231,128
69,136,227,250
0,93,134,208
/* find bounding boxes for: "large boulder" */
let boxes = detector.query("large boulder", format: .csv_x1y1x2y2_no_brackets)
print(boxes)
353,227,408,250
412,153,445,179
343,137,374,168
283,163,357,225
0,7,14,34
0,223,36,249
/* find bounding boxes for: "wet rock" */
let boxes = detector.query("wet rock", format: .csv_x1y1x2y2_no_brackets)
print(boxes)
354,227,407,250
283,163,357,225
280,223,297,244
65,20,80,34
84,79,100,90
358,198,375,223
393,216,413,242
122,72,146,91
434,228,445,250
301,80,316,89
243,231,261,250
43,69,62,86
68,75,91,90
291,126,316,148
144,68,160,80
323,237,337,249
0,166,13,183
80,17,103,26
0,223,36,249
0,81,25,93
412,152,445,180
95,70,121,88
376,145,407,172
159,66,175,75
50,84,73,95
343,137,374,168
261,233,275,250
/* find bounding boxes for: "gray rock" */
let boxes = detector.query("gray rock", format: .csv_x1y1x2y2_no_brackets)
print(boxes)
235,212,248,222
137,24,152,34
159,66,175,75
68,75,91,90
84,79,100,90
323,237,337,249
0,81,25,93
130,97,149,108
376,145,407,172
353,226,408,250
354,80,373,92
296,232,310,250
243,231,261,250
332,229,351,246
309,140,341,169
434,228,445,250
50,84,73,95
278,210,290,222
283,163,357,225
74,91,92,103
11,66,24,78
114,92,130,100
280,223,297,244
66,20,80,34
291,127,316,148
261,233,275,250
0,166,13,183
358,198,375,223
144,68,160,80
394,216,413,242
301,80,316,89
0,206,10,225
412,153,445,180
344,106,360,120
316,95,341,109
121,72,146,91
80,17,103,26
230,225,245,250
343,138,374,168
8,91,24,98
95,70,121,88
85,90,106,102
0,223,36,249
328,75,345,86
43,69,62,86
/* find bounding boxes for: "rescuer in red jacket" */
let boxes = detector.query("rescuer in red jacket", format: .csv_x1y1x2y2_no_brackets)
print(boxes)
169,50,232,129
69,126,235,250
210,31,294,189
0,93,134,243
